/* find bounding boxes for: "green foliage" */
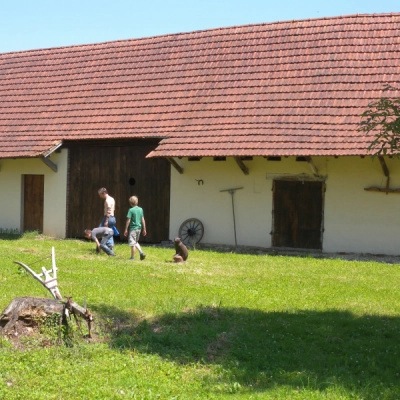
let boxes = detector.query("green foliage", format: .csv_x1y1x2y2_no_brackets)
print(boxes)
0,235,400,399
359,84,400,155
0,227,21,240
21,230,41,239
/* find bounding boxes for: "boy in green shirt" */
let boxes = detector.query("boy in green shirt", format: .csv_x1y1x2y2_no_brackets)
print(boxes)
124,196,147,260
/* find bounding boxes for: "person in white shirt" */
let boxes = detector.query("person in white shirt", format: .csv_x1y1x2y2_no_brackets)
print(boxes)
98,187,118,248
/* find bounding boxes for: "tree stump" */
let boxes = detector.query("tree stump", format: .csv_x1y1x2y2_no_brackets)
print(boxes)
0,297,64,335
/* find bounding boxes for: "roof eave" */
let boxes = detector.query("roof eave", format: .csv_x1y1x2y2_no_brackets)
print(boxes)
43,141,63,158
146,151,376,158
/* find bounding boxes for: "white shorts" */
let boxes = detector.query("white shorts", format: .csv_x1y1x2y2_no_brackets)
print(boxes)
128,229,141,247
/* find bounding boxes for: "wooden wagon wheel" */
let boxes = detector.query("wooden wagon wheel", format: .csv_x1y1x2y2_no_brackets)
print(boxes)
178,218,204,246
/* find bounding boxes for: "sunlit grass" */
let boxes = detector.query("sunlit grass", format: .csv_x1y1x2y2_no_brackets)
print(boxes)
0,234,400,399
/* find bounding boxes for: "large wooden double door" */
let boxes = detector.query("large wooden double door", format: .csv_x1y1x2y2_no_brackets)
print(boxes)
66,140,170,243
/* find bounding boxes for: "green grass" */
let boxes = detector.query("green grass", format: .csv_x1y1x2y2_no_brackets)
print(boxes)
0,234,400,399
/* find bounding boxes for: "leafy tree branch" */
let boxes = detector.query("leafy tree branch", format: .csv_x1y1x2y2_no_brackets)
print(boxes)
359,84,400,156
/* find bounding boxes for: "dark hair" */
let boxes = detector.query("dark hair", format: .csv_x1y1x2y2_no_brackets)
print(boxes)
98,187,108,194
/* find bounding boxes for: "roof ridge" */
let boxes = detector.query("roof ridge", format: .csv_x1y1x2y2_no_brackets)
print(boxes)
1,12,399,57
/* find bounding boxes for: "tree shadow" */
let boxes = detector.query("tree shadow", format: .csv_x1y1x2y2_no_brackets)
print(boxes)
91,304,400,397
152,242,400,264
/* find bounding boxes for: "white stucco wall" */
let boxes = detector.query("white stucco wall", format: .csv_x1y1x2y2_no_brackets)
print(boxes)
169,156,400,255
323,156,400,255
0,149,68,238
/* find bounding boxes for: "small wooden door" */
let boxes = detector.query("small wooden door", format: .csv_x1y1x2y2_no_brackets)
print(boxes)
272,180,324,249
23,175,44,233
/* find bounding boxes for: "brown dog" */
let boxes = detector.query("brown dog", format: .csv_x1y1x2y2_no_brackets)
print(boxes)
173,237,188,262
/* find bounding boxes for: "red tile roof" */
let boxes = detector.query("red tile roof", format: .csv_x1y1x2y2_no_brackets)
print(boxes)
1,13,400,158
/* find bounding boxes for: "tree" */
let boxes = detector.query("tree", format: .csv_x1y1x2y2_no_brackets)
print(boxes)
359,85,400,156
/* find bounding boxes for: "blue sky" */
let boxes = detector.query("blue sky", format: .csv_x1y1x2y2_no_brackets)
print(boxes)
1,0,399,53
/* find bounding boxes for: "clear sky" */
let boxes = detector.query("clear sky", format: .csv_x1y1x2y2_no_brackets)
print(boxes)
1,0,399,53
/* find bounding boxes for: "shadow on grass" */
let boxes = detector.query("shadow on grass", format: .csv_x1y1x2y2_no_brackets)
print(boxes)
91,304,400,397
150,242,400,264
0,233,23,240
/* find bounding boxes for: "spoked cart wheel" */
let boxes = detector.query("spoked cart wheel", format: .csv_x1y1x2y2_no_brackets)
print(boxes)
178,218,204,246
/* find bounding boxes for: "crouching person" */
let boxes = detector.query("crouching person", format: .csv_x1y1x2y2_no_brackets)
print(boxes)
84,227,116,256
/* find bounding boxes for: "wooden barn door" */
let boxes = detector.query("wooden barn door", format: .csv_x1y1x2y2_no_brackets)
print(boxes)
23,174,44,233
67,140,170,243
272,180,324,249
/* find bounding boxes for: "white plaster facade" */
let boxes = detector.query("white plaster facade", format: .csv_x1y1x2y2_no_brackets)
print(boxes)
169,156,400,255
0,149,68,238
1,151,399,255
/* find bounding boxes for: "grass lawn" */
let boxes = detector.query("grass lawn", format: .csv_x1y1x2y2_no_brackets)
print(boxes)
0,234,400,399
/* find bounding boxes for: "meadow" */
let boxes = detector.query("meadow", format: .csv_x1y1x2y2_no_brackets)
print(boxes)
0,233,399,399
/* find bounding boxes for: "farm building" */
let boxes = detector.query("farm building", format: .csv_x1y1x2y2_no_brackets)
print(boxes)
0,13,400,254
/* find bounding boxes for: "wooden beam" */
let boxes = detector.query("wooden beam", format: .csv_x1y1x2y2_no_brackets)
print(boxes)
364,156,398,194
40,156,57,172
364,187,400,193
378,156,390,177
305,156,319,176
234,157,249,175
167,157,184,174
379,155,390,194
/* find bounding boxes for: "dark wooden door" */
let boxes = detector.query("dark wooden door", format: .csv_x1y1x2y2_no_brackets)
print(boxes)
23,175,44,233
273,180,324,249
66,140,170,243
